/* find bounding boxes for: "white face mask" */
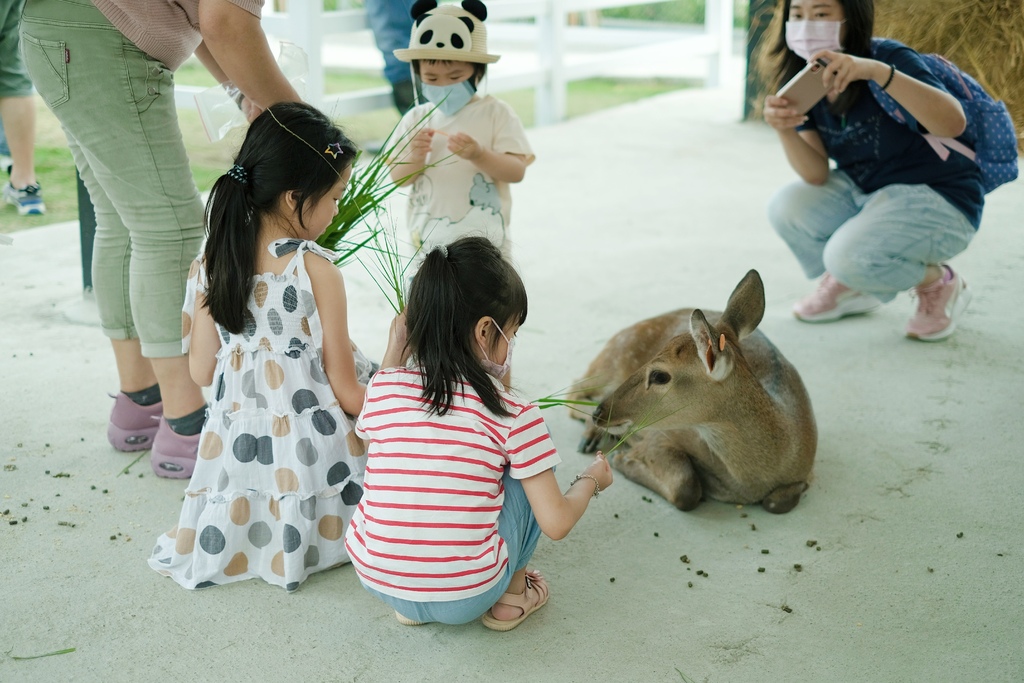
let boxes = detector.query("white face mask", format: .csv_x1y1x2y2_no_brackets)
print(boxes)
479,319,514,379
420,79,476,116
785,20,843,61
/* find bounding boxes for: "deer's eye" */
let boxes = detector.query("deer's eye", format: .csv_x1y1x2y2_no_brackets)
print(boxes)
649,370,671,386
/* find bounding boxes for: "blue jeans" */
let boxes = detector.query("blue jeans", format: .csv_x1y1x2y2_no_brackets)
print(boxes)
365,0,416,85
361,469,543,625
767,172,976,302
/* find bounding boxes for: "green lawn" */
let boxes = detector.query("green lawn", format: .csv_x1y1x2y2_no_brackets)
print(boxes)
1,68,690,234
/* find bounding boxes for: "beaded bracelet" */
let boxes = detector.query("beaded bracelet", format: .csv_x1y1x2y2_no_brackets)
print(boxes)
571,473,601,498
880,63,896,91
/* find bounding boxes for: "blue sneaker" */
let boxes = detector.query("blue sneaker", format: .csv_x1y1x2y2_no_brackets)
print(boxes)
3,182,46,216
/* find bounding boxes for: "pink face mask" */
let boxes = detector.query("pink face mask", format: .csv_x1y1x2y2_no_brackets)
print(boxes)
479,320,514,380
785,20,843,61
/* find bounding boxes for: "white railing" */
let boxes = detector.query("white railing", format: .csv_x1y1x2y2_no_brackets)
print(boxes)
175,0,733,126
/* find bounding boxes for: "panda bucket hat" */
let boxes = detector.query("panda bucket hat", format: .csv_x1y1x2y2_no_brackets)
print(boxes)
394,0,500,64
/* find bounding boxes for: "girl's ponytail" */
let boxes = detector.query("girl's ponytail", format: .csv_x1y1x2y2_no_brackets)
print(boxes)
204,170,259,334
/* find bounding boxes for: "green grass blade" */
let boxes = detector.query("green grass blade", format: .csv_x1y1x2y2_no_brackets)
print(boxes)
9,648,76,660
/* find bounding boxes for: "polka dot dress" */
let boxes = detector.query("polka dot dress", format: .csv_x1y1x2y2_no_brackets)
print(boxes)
149,239,374,591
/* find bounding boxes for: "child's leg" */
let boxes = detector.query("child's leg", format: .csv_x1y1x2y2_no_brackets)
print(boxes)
767,172,861,280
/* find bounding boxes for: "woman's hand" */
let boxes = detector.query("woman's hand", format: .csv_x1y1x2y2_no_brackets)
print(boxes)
241,95,264,122
584,452,614,491
763,95,807,132
814,50,889,94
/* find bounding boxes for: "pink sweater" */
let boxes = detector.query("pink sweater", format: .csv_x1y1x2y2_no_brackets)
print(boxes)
93,0,264,71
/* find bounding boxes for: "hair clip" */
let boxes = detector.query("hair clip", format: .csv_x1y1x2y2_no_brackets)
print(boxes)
438,244,448,258
227,163,248,185
324,142,346,158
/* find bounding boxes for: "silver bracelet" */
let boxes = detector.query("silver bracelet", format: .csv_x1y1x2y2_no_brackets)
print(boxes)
571,473,601,498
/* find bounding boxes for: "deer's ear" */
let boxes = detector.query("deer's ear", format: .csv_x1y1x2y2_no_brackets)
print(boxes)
720,269,765,340
690,309,733,381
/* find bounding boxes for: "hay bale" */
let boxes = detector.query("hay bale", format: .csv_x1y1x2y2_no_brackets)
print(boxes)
747,0,1024,151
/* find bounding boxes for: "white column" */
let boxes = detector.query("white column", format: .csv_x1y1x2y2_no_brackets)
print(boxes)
704,0,734,88
283,1,326,107
536,0,567,125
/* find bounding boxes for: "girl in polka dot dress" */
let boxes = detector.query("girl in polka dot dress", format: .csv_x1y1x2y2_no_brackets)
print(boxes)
149,102,402,591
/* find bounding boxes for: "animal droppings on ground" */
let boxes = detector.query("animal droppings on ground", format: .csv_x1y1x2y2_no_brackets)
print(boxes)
761,549,770,554
3,464,16,471
806,540,817,547
641,495,653,503
956,532,964,538
781,605,793,614
680,555,690,564
757,567,765,573
653,532,659,537
51,472,70,478
793,564,802,572
740,513,748,518
58,521,76,528
927,567,934,573
750,524,757,531
609,577,615,583
687,582,693,588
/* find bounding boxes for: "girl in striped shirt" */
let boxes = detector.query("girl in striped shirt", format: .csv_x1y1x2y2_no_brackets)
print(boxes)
346,236,613,630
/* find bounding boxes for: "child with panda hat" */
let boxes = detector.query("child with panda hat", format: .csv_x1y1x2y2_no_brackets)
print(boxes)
389,0,535,259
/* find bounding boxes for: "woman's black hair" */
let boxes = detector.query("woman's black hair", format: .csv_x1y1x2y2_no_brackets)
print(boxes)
405,236,528,417
202,101,357,333
769,0,874,116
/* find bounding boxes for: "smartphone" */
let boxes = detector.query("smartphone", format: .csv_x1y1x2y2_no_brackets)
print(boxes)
776,59,831,115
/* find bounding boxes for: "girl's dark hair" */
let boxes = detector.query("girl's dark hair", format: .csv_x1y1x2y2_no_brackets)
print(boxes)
203,101,357,333
412,59,488,85
406,236,527,417
769,0,874,116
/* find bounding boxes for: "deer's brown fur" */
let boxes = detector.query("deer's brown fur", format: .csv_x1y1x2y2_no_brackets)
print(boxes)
571,270,816,513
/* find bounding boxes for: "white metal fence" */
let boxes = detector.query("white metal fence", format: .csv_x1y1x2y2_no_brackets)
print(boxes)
175,0,734,126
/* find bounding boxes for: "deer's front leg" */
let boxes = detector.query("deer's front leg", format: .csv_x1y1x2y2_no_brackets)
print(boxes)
612,432,702,511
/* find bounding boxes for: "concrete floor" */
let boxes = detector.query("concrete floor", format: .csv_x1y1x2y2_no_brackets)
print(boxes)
2,85,1022,682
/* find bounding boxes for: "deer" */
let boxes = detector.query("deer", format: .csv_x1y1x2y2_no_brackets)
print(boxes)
570,270,816,514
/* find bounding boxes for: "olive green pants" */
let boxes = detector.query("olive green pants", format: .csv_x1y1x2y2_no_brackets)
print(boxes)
21,0,203,357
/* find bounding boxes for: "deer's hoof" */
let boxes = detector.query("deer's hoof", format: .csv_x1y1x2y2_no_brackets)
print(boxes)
761,482,808,514
578,427,602,453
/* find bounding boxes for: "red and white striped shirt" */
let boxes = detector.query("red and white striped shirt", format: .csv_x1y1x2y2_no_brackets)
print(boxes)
345,366,561,602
